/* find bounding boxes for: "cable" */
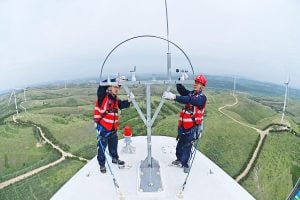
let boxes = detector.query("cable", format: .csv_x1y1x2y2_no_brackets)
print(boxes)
177,125,203,198
97,134,125,200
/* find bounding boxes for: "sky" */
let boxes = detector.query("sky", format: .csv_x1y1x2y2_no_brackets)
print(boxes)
1,0,300,92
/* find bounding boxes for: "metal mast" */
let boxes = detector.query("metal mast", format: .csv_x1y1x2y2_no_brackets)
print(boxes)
100,35,194,193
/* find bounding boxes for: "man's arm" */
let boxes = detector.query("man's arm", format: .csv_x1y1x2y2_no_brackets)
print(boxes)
97,85,108,104
118,99,130,109
175,94,206,108
97,78,116,104
176,84,190,96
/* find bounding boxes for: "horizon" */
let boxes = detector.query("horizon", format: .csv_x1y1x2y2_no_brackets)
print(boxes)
1,73,299,97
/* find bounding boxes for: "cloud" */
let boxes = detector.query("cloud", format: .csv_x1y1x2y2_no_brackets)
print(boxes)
1,0,300,91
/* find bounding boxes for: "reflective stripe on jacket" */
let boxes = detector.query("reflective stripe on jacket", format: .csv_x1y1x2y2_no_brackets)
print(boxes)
94,95,119,131
178,93,205,130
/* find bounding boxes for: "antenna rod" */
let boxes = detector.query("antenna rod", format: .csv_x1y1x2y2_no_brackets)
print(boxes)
164,0,171,80
164,0,170,53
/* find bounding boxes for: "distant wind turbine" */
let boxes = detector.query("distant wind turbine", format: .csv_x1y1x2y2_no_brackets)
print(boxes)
23,88,27,102
130,66,137,82
8,89,19,118
233,76,236,95
280,77,290,124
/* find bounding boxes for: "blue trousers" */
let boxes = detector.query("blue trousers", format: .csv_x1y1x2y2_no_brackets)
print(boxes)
176,126,198,168
96,124,119,167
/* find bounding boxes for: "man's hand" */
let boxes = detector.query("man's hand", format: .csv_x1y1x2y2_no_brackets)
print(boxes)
116,75,128,83
179,72,188,81
127,92,135,102
162,91,176,100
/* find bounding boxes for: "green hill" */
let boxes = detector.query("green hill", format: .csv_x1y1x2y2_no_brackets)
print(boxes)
0,79,299,200
242,133,300,200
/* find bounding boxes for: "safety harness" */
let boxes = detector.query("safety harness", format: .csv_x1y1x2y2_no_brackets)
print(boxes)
94,95,119,132
178,91,205,130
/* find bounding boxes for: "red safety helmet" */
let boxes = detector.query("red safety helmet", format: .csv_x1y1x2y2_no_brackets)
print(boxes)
194,74,207,86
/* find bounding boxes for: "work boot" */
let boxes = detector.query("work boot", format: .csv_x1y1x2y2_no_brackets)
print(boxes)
112,158,125,166
100,165,106,173
183,166,190,173
171,160,181,167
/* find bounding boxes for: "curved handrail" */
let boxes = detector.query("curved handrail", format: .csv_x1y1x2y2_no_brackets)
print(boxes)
99,35,194,83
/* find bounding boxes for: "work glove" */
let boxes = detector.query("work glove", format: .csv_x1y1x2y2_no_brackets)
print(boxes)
116,75,128,83
127,92,135,102
179,72,189,81
162,91,176,100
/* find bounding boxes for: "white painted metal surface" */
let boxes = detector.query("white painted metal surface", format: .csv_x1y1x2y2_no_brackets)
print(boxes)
51,136,255,200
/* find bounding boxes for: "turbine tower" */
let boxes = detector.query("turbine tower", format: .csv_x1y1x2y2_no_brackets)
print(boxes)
233,76,236,95
23,88,27,102
280,77,290,124
8,89,19,118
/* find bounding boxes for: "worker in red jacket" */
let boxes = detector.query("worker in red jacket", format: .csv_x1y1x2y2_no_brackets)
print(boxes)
163,74,207,173
94,77,132,173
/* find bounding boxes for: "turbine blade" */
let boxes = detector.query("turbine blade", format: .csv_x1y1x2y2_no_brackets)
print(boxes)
8,90,14,105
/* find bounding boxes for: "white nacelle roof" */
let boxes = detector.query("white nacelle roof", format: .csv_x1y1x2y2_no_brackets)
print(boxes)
51,136,255,200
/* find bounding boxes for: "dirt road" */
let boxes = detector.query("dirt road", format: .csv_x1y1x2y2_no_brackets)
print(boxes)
218,93,269,182
0,116,88,189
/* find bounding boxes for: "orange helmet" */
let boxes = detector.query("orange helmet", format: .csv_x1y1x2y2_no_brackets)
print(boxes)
194,74,207,86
